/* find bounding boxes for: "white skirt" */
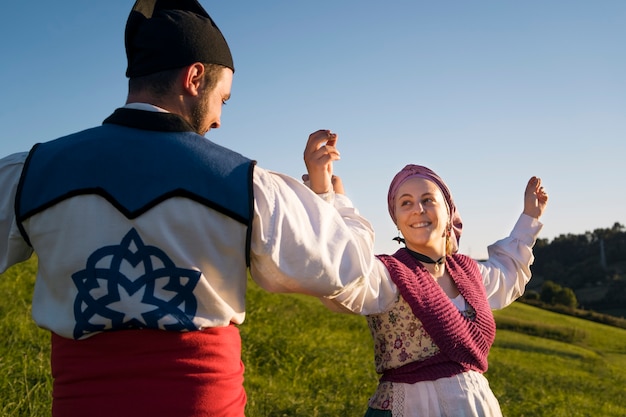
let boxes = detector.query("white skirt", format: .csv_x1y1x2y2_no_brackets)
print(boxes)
370,371,503,417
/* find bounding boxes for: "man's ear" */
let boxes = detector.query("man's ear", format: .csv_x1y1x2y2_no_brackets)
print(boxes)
182,62,206,96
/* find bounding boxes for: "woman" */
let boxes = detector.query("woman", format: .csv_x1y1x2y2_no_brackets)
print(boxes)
304,139,548,416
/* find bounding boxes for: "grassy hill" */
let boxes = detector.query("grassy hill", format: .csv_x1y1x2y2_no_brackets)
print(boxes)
1,257,625,416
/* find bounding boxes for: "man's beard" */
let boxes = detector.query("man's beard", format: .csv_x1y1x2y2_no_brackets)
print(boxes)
189,94,210,135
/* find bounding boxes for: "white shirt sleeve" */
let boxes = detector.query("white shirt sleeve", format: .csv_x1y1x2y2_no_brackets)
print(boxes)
317,213,544,315
478,213,543,309
0,152,35,273
319,258,398,315
249,167,379,297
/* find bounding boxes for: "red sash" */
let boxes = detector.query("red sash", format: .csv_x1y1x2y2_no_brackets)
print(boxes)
51,326,245,417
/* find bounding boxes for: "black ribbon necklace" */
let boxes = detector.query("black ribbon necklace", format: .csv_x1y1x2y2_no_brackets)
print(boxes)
405,248,445,272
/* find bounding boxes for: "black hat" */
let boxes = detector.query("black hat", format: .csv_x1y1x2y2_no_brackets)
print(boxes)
125,0,234,78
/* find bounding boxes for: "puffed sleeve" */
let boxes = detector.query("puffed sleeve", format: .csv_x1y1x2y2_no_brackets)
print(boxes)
249,166,379,297
0,152,34,273
478,213,543,309
318,258,399,315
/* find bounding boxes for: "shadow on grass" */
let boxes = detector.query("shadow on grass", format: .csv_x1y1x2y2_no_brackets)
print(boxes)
495,316,587,343
494,339,598,361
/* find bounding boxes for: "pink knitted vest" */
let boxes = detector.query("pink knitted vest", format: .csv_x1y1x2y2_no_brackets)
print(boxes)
376,249,496,383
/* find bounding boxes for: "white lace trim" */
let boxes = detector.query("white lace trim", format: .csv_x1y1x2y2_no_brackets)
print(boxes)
392,382,405,416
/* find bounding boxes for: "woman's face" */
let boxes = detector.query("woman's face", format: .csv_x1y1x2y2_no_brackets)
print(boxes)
394,177,449,256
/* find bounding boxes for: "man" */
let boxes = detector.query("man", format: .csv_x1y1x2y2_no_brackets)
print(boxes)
0,1,376,416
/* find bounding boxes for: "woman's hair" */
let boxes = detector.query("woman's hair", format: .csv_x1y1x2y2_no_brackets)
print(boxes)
445,225,456,256
128,63,225,97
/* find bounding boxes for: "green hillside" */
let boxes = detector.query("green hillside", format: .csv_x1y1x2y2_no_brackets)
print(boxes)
1,257,625,416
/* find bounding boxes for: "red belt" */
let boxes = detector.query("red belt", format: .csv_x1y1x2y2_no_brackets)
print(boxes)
51,325,245,417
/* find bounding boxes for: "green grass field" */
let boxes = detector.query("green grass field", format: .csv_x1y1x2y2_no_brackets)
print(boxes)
1,257,625,416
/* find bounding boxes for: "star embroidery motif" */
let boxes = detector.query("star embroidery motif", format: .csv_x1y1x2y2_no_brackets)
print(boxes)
72,228,200,339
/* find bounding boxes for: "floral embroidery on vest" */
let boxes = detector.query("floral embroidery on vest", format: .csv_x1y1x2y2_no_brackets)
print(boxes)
366,295,440,374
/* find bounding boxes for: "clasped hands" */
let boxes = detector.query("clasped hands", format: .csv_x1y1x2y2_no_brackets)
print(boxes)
302,129,343,194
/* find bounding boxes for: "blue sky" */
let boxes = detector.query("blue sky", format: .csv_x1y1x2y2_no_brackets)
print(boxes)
1,1,624,258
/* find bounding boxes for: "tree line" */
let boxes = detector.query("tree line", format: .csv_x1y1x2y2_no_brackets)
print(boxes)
518,222,626,324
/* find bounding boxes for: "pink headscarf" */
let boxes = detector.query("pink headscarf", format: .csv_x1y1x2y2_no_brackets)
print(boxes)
387,164,463,253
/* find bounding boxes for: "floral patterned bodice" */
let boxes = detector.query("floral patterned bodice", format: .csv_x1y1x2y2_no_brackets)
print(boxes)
366,294,440,374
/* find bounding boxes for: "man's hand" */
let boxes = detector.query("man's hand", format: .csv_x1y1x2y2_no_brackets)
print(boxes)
303,130,340,194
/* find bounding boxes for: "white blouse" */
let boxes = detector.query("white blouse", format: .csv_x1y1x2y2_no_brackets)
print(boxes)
321,213,543,315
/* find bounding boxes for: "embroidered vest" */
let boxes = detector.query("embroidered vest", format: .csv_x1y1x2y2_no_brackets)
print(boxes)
16,116,254,247
14,109,256,339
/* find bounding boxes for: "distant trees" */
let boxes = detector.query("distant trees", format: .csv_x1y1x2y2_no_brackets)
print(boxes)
553,287,578,309
530,222,625,315
540,280,578,309
533,222,626,282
